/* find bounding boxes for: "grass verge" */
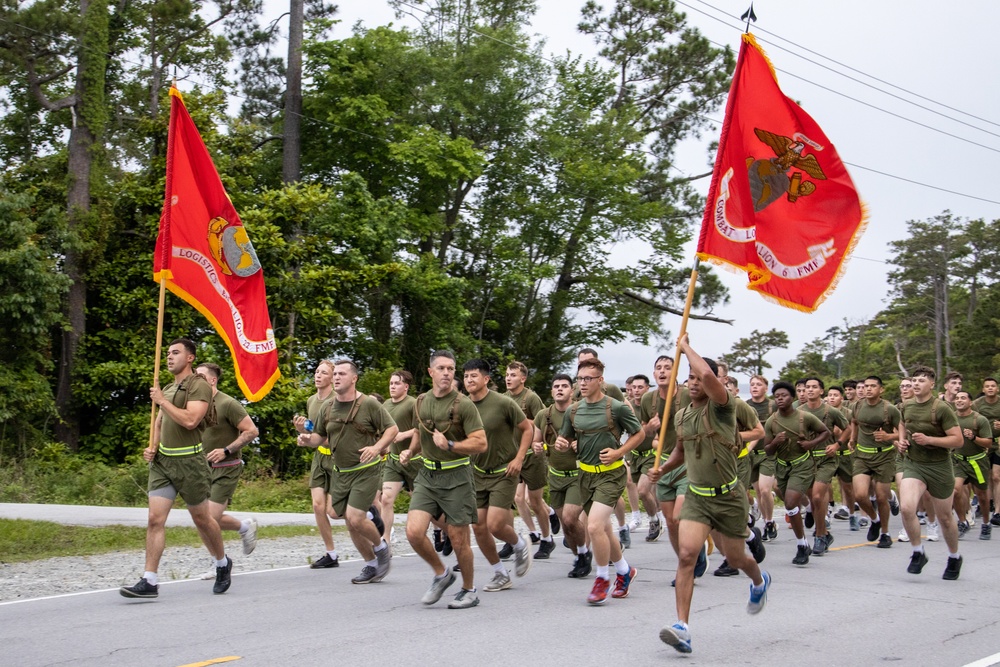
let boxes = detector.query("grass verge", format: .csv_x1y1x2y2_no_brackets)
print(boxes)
0,519,329,563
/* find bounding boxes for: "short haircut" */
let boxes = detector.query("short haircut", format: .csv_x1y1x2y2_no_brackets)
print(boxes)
170,338,197,357
794,378,807,387
463,358,492,375
944,371,963,383
578,347,598,358
317,359,335,374
911,365,935,381
625,376,635,385
984,377,998,385
430,349,456,365
718,362,729,375
805,376,825,390
772,381,795,396
828,385,844,395
865,375,883,386
552,373,573,386
702,357,720,378
578,357,605,375
843,379,858,389
632,374,650,386
750,374,768,385
334,359,359,375
391,370,413,386
654,355,673,367
725,377,738,389
197,362,222,380
956,390,972,400
507,361,528,377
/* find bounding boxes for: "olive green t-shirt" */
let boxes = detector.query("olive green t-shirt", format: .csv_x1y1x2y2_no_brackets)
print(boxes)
676,396,737,487
413,390,485,464
509,387,546,421
385,395,417,456
901,397,959,464
972,396,1000,440
472,390,527,470
799,402,849,449
955,411,992,458
638,386,692,455
734,397,762,448
763,409,827,462
535,405,576,471
160,374,212,452
306,392,331,425
315,394,395,469
746,398,776,425
202,391,250,462
852,399,901,451
560,397,641,466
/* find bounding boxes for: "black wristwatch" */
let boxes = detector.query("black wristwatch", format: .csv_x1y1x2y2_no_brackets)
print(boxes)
223,447,231,456
447,440,455,451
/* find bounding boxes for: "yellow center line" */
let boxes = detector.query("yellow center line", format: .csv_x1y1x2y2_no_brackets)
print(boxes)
827,536,925,552
177,657,241,667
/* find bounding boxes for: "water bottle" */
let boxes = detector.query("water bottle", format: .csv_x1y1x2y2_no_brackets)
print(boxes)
304,419,314,433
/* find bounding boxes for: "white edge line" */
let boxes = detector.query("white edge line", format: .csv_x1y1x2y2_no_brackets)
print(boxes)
963,653,1000,667
0,552,433,608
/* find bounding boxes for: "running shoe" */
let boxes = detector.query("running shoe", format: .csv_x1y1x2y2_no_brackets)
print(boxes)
849,515,860,531
619,526,631,549
889,491,900,516
484,571,512,592
926,522,940,541
611,566,637,598
587,577,610,605
498,542,514,560
981,523,992,540
120,577,159,599
448,588,480,609
374,542,391,581
514,535,532,577
659,623,692,654
693,542,709,578
550,512,561,535
867,520,881,542
898,529,910,542
310,553,339,569
792,544,810,566
241,518,258,555
714,559,738,576
746,571,771,615
534,539,555,560
877,534,893,549
421,571,456,605
765,521,777,540
646,518,662,542
351,565,380,584
907,550,928,574
943,556,963,581
213,556,232,594
748,526,766,563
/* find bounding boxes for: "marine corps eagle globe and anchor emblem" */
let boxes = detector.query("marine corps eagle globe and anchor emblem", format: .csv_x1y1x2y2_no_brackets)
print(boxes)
746,128,827,212
207,217,262,277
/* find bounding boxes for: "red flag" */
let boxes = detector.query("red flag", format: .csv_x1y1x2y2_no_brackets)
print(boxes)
697,34,867,312
154,87,280,400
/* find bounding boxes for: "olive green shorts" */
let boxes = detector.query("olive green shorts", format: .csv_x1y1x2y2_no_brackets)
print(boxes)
410,465,478,526
209,463,243,505
679,482,750,540
547,469,581,509
954,456,990,490
630,450,656,484
475,470,518,509
656,464,689,502
813,454,839,484
329,463,382,517
903,457,955,500
309,451,334,492
835,452,853,483
750,450,776,481
579,466,627,513
776,458,816,496
895,452,904,476
853,451,896,484
736,452,752,489
382,454,420,490
148,453,211,506
519,453,548,491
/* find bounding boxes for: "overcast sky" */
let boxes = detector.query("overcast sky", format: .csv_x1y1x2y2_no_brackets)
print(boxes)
323,0,1000,385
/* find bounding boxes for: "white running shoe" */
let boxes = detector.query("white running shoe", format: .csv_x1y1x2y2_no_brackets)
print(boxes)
241,518,258,555
628,518,642,532
199,566,217,580
926,522,940,541
897,529,910,542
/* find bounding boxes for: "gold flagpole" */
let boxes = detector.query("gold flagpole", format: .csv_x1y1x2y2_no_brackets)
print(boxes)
653,257,700,466
148,277,167,449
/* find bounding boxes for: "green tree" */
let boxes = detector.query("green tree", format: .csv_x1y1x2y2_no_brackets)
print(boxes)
724,328,789,378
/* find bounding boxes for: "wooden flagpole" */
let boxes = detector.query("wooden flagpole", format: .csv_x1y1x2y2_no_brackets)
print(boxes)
653,257,700,466
148,278,167,449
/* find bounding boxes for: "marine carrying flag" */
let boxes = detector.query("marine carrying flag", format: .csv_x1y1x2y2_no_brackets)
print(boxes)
153,87,279,400
697,33,866,312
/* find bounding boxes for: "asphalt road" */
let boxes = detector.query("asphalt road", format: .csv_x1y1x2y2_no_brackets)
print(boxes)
3,506,1000,666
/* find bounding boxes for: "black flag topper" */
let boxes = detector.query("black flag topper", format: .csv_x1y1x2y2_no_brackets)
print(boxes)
741,3,757,32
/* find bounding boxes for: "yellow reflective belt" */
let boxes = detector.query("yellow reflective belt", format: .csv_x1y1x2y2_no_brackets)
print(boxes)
548,466,579,478
777,451,810,466
578,460,624,474
158,443,202,456
738,444,750,458
423,457,470,471
318,446,332,456
333,458,381,473
838,450,852,456
810,449,833,457
688,476,739,497
856,444,894,454
953,451,988,462
474,464,509,475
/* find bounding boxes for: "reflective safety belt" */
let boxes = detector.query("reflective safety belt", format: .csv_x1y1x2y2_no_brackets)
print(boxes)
688,476,739,497
548,466,579,478
158,443,202,456
577,460,625,474
777,451,810,466
474,464,509,475
423,457,470,471
333,458,381,473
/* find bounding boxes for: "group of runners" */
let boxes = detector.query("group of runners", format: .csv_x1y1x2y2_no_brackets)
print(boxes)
120,335,1000,655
